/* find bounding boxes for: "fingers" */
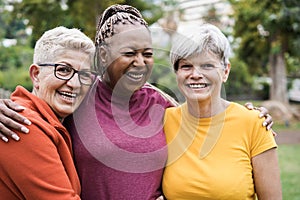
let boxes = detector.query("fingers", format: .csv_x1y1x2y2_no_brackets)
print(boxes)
0,113,30,131
156,196,164,200
258,106,269,118
260,112,273,131
271,129,277,137
0,99,31,125
3,99,26,111
0,99,31,142
265,120,273,131
247,104,270,120
0,122,20,142
0,99,31,126
0,115,27,142
0,108,31,127
245,103,273,131
245,102,269,118
244,102,254,110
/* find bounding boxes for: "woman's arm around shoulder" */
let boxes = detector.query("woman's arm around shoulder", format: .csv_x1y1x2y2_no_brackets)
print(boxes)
0,99,31,142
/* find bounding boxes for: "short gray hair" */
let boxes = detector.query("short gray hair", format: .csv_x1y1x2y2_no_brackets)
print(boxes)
170,23,231,71
33,26,95,64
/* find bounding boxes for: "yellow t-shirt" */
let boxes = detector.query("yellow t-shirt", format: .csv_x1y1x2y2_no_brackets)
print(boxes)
162,102,277,200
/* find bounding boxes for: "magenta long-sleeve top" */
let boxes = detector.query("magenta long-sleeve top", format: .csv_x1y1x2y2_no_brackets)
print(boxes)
65,79,173,200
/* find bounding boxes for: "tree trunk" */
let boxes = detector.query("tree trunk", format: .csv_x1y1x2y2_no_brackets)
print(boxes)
269,51,289,104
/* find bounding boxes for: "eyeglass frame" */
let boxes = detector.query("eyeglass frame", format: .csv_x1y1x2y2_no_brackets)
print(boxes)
38,63,98,86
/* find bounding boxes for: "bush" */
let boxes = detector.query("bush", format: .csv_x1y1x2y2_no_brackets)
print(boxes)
0,45,33,91
225,57,255,100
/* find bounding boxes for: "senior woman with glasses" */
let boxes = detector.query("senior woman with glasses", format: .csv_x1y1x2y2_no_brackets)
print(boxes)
0,26,95,199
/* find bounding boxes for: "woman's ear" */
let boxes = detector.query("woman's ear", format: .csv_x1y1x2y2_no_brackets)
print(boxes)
223,63,231,83
99,46,108,64
29,64,41,89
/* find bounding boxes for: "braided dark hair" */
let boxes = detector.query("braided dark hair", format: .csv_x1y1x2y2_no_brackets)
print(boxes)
95,4,148,46
94,4,148,76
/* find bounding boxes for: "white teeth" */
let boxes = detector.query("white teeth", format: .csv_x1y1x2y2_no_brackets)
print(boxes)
59,91,77,98
127,72,143,79
189,84,206,88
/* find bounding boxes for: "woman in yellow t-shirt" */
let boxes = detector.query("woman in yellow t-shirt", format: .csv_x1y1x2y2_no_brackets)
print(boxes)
162,23,282,200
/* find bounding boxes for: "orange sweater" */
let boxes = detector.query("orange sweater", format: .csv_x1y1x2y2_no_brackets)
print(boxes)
0,86,81,199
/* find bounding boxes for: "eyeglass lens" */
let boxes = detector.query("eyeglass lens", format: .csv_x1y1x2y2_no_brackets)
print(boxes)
55,64,94,85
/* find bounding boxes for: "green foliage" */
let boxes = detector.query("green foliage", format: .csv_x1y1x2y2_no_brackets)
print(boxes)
149,48,183,102
225,56,254,99
228,0,300,103
11,0,70,47
0,67,33,91
285,53,300,77
9,0,163,44
66,0,124,39
0,0,25,39
124,0,163,25
229,0,300,76
0,45,33,91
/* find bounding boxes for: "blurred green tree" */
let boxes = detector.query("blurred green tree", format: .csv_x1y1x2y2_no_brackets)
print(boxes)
229,0,300,103
0,0,33,91
10,0,162,45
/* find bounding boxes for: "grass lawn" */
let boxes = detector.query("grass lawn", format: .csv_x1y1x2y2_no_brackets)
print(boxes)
273,122,300,131
278,144,300,200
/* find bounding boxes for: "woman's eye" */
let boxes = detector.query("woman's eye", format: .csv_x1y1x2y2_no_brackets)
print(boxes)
143,52,153,58
201,64,215,70
179,65,192,70
57,66,72,73
80,72,91,78
122,52,135,56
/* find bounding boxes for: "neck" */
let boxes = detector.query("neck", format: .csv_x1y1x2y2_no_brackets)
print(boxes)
187,97,229,118
102,77,135,99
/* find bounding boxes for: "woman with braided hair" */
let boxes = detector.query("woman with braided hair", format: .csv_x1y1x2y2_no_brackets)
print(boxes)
64,4,177,199
0,4,274,200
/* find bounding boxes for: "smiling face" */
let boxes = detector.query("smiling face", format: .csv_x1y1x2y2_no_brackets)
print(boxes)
101,23,153,95
31,49,91,119
176,51,230,103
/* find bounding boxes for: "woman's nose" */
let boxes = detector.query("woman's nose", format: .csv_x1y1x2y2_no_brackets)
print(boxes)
67,73,81,88
191,67,204,78
133,53,145,66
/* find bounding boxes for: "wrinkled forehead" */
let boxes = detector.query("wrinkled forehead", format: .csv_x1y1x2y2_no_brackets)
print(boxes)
54,49,92,70
106,23,152,49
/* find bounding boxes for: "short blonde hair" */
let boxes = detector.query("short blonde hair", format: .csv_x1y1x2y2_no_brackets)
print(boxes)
33,26,95,64
170,23,231,71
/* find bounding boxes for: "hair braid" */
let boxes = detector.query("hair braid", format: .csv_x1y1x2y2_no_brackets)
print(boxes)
95,4,148,46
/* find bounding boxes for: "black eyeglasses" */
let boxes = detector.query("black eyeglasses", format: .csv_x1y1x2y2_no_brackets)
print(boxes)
38,63,97,86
